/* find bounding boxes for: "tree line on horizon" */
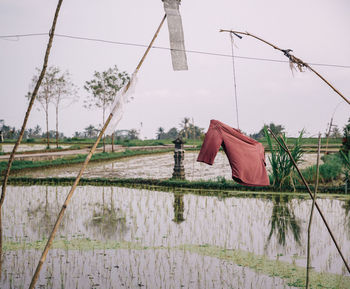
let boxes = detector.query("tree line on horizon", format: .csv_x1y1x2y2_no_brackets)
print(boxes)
0,117,346,144
1,61,346,146
8,64,130,151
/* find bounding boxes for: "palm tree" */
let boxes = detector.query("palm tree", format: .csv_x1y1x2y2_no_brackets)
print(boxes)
180,117,190,139
156,127,165,139
33,125,42,137
84,125,97,138
127,129,139,140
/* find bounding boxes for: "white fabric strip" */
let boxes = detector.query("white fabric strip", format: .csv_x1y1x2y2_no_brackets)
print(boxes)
163,0,188,71
105,72,138,135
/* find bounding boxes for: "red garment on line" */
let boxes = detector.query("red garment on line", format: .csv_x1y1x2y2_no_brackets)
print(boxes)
197,120,270,186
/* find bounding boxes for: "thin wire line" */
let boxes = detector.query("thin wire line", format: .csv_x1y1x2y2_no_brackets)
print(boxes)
230,33,240,130
1,32,350,69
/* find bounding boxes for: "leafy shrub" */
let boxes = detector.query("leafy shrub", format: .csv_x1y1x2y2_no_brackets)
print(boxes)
300,153,343,184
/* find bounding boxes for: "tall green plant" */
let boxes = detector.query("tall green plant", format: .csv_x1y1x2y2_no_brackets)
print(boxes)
264,127,304,189
340,150,350,185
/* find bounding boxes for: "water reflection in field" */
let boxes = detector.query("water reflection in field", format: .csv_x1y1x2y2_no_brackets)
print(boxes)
15,151,321,180
0,143,70,153
1,186,349,288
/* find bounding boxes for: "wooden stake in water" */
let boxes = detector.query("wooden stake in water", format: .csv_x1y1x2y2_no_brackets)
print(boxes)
0,0,64,277
220,29,350,106
268,128,350,274
306,133,321,288
28,14,167,289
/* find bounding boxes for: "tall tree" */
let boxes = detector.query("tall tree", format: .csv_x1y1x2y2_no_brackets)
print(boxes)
84,124,98,138
156,127,165,139
52,69,78,148
27,66,59,148
127,129,139,140
33,125,42,137
84,65,129,152
180,117,191,139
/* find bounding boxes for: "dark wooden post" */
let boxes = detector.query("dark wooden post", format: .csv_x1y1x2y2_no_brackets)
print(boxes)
172,137,185,179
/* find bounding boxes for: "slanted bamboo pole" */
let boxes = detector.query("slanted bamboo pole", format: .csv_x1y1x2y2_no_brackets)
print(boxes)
220,29,350,105
0,0,64,276
28,14,167,289
306,134,321,288
267,129,350,274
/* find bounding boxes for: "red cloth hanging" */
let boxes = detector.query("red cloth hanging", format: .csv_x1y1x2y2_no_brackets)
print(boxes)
197,120,270,186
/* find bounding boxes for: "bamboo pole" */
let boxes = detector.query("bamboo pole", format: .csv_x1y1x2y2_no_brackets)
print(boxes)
0,0,64,276
28,14,167,289
220,29,350,105
267,129,350,274
306,134,321,288
111,132,114,152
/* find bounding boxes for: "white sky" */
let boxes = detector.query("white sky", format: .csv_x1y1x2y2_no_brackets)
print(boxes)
1,0,349,139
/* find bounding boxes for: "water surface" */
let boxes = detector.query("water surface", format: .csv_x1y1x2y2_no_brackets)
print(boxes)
1,185,349,288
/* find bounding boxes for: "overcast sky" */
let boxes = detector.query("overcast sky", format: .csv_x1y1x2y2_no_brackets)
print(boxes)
1,0,349,139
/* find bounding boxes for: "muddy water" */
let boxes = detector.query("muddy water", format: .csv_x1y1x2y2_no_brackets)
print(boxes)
0,143,71,153
15,151,321,180
1,186,349,288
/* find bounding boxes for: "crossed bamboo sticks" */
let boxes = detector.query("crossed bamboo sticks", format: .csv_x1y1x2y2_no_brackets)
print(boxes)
220,30,350,105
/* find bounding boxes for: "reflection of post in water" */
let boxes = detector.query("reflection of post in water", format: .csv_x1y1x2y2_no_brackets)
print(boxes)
173,194,185,224
343,200,350,236
267,195,301,246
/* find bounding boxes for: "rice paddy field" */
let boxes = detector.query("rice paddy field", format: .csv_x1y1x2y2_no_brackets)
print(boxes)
12,151,320,180
1,148,350,289
0,144,71,153
1,185,350,288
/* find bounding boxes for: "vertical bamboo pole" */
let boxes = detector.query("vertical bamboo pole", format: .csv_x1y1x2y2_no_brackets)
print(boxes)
56,105,59,148
324,117,333,155
306,134,321,288
0,0,64,276
268,129,350,274
111,132,114,152
28,14,167,289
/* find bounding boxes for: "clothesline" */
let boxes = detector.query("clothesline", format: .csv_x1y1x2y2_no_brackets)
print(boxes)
1,32,350,69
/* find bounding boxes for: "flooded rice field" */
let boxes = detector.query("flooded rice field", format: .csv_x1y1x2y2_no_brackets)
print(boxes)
14,151,321,180
1,186,350,288
0,143,70,153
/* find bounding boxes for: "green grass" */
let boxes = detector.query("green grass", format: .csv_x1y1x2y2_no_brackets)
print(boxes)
258,136,342,146
6,176,348,195
3,238,349,289
182,244,350,289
